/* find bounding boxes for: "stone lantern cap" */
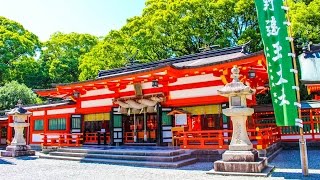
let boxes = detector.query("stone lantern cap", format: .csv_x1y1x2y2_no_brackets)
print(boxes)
217,65,255,97
6,100,31,116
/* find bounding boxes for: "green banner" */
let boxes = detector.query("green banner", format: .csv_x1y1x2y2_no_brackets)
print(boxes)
255,0,298,126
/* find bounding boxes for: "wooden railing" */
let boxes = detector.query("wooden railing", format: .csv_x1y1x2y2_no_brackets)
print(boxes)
124,131,156,143
42,133,83,147
84,132,110,144
173,127,280,150
253,108,320,141
125,132,134,143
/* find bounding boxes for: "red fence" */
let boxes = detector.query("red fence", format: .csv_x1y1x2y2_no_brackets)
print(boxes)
253,108,320,141
84,132,110,144
42,133,83,147
173,127,280,150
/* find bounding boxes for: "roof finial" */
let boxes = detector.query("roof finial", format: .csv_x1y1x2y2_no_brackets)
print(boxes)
231,65,240,82
17,99,22,108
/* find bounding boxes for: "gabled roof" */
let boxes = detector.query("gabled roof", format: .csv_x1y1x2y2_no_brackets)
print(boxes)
0,116,8,121
98,45,246,78
34,44,267,98
23,100,74,110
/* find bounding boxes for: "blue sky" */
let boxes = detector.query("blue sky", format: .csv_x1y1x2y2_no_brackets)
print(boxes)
0,0,146,41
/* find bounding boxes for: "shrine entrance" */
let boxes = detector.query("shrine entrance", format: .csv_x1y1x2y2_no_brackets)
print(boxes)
123,112,158,144
83,113,111,144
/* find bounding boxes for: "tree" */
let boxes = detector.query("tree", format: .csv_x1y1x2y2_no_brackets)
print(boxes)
79,0,261,80
8,56,43,89
79,30,134,80
40,32,98,85
0,16,40,84
289,0,320,45
0,81,38,110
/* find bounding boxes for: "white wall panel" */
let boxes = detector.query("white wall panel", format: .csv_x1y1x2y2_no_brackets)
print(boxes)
81,99,113,108
82,89,113,97
47,108,75,115
32,111,45,116
169,86,224,99
169,74,220,86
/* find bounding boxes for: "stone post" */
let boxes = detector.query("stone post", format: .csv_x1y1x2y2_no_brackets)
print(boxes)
0,100,35,157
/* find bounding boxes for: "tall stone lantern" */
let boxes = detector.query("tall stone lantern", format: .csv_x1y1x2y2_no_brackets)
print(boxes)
211,66,272,176
1,100,35,157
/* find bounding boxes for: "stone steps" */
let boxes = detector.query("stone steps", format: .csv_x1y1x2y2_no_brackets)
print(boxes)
57,148,185,156
49,151,192,162
39,147,197,168
40,154,198,168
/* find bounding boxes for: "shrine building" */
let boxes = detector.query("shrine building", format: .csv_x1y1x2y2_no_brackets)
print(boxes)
1,44,319,150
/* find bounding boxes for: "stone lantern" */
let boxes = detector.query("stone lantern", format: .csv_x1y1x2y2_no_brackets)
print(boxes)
211,66,272,176
1,100,35,157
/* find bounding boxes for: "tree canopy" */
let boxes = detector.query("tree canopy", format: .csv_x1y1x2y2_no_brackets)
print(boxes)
40,32,98,86
79,0,261,80
0,16,40,85
0,81,38,110
0,0,319,93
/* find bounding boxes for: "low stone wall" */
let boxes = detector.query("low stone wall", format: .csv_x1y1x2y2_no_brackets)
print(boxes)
192,142,282,162
257,141,282,157
282,141,320,150
190,150,225,162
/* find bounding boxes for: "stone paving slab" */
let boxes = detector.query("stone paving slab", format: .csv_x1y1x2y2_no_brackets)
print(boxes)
1,150,320,179
207,166,274,177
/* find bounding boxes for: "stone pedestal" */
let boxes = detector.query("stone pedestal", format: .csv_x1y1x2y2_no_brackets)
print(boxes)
1,145,35,157
214,149,268,173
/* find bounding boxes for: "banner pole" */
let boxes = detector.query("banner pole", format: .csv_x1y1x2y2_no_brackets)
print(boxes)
284,0,309,176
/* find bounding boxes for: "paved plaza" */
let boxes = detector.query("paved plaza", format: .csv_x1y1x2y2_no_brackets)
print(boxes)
0,149,319,180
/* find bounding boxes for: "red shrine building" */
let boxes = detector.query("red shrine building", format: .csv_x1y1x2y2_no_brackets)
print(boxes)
1,45,319,149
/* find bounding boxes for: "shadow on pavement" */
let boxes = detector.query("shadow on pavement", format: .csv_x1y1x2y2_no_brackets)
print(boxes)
270,150,320,179
271,171,320,180
15,156,38,161
0,158,15,165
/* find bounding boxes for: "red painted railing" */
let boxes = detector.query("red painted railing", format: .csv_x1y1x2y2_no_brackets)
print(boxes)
42,133,83,147
253,108,320,141
84,132,110,144
173,127,280,150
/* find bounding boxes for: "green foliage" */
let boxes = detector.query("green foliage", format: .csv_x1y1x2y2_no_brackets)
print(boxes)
8,56,43,88
79,0,260,80
40,32,98,85
0,81,38,110
0,16,40,84
79,31,129,80
0,0,319,103
289,0,320,45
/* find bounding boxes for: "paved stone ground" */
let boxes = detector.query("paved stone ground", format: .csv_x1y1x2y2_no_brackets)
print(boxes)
269,149,320,180
0,149,319,180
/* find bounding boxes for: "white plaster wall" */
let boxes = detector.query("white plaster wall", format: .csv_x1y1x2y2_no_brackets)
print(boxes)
81,99,113,108
47,108,76,115
120,82,164,92
32,111,45,116
32,134,43,142
169,86,224,99
169,74,220,86
81,89,113,97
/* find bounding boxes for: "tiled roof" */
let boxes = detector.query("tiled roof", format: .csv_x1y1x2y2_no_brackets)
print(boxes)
98,45,246,78
23,100,74,110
